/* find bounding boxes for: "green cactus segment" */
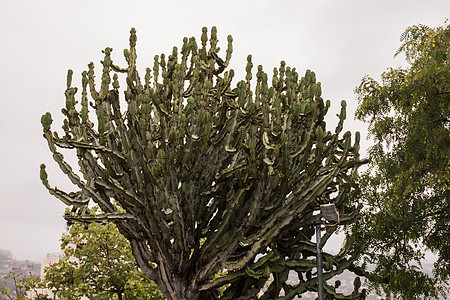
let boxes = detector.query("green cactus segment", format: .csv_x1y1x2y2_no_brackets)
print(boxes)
39,164,50,188
41,112,53,131
40,27,367,300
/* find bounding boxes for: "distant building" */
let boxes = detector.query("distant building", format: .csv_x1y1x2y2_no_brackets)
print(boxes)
26,252,61,299
40,252,61,280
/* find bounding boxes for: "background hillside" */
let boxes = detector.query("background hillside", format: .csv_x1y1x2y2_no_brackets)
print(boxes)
0,249,40,299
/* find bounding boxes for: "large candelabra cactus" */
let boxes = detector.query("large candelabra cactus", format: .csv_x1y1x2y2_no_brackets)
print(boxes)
40,27,367,300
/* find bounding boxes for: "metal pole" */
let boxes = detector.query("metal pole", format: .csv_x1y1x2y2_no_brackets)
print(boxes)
314,220,324,300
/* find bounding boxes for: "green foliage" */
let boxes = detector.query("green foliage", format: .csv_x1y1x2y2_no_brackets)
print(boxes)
0,223,162,300
354,20,450,299
43,220,164,300
40,27,367,299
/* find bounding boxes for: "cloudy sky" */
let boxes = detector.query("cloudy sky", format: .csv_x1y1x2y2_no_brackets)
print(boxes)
0,0,448,262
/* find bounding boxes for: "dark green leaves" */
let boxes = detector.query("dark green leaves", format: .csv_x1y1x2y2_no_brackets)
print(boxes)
354,21,450,299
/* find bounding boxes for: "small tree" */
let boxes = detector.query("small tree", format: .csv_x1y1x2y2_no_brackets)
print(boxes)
43,220,164,300
40,27,367,299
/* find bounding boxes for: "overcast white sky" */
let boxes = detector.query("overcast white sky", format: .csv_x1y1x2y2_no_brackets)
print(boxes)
0,0,448,262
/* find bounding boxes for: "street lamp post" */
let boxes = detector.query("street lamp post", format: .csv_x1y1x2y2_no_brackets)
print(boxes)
314,219,324,300
315,203,339,300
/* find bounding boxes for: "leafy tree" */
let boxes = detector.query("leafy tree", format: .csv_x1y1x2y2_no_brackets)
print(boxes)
40,27,367,299
43,220,164,300
354,21,450,298
0,222,162,300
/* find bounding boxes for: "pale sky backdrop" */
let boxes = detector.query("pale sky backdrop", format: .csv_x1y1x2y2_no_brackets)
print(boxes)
0,0,448,262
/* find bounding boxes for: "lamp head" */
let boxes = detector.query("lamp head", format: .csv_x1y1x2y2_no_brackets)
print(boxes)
320,203,339,223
